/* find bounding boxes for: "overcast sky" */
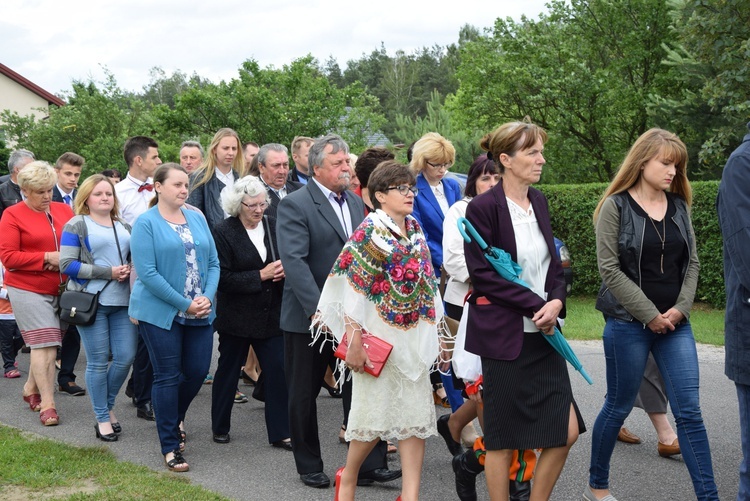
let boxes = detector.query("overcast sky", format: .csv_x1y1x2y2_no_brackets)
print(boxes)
2,0,551,96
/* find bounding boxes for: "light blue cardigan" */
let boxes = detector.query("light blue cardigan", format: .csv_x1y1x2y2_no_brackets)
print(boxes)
129,206,219,329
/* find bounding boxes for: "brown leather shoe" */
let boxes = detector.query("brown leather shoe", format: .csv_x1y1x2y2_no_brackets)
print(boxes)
617,426,642,444
658,438,681,457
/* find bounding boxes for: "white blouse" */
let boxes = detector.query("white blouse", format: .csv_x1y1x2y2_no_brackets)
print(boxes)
507,197,551,332
246,224,267,262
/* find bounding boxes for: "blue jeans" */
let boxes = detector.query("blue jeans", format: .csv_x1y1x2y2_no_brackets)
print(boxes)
139,319,213,455
737,383,750,501
589,318,718,500
77,306,137,423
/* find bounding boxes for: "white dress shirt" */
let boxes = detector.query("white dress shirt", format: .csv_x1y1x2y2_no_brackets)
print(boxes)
312,177,353,236
115,173,155,226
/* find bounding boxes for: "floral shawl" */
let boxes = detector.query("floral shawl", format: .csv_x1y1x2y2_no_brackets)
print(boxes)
314,209,442,381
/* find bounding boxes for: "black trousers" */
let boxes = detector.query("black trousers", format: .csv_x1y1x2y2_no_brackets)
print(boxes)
127,331,153,405
284,331,387,475
212,333,290,443
57,325,80,385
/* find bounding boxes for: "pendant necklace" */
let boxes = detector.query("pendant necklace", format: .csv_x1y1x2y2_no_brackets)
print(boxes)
648,216,666,274
636,186,667,274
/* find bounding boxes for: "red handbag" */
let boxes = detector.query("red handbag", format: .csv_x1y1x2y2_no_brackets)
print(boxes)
334,331,393,378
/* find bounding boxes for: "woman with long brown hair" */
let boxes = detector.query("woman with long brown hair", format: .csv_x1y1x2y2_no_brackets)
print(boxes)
586,129,717,501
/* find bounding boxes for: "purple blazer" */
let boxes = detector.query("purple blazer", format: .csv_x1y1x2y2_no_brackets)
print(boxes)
463,180,567,361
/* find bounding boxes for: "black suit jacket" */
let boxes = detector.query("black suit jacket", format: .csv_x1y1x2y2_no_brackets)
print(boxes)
277,180,365,333
265,180,302,219
52,186,77,205
212,215,283,339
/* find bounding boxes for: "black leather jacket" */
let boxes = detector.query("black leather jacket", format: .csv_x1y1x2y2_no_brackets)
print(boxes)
595,191,698,322
186,170,239,230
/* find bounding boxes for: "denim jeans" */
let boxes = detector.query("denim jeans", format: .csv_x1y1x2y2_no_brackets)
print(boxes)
139,319,213,455
589,318,718,500
737,383,750,501
77,306,137,423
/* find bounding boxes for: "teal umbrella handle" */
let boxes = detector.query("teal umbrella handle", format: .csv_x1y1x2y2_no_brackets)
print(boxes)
458,217,490,251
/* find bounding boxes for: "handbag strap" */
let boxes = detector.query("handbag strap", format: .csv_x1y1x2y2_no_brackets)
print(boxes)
111,219,124,265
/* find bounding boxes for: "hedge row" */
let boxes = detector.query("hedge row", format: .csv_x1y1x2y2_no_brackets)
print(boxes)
538,181,725,308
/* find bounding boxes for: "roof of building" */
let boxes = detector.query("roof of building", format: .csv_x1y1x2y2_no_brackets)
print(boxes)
0,63,65,107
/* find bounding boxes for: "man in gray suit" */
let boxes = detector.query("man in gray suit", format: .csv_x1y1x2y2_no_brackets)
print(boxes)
277,134,399,489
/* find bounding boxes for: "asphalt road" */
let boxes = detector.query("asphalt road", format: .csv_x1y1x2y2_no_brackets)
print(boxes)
0,338,741,500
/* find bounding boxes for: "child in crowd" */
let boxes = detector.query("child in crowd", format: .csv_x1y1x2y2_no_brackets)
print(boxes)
0,258,23,378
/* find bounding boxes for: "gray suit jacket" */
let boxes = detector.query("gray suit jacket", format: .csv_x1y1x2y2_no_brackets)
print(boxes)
277,179,365,334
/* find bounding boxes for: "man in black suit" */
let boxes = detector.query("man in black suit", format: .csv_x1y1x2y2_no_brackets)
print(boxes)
287,136,313,185
277,134,399,489
52,152,87,397
0,149,35,221
257,143,302,219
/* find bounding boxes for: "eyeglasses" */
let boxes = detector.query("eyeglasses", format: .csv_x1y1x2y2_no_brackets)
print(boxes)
241,201,269,211
426,161,452,171
384,185,419,196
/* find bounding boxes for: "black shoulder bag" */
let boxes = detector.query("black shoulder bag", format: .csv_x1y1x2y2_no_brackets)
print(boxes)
59,220,124,326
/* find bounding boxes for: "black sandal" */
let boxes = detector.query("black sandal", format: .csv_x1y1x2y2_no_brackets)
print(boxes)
164,450,189,472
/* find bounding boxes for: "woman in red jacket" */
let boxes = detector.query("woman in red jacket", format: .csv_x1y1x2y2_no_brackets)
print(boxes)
0,161,74,426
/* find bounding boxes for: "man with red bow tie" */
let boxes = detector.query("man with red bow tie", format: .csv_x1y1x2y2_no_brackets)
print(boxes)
115,136,162,422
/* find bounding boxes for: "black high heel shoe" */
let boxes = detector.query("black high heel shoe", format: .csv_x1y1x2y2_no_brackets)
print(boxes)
95,424,118,442
322,381,342,398
111,422,122,434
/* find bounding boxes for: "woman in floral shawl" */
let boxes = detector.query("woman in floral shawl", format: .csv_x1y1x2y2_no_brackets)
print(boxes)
315,160,443,501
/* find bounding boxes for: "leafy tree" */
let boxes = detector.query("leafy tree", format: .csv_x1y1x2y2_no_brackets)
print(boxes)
140,67,210,109
650,0,750,178
155,56,385,152
393,91,484,172
449,0,674,183
1,71,156,176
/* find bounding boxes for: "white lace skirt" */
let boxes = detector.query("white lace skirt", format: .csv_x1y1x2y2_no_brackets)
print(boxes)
345,361,437,443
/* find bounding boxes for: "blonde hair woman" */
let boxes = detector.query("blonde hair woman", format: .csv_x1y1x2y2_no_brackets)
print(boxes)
187,128,245,229
60,174,135,441
0,161,74,427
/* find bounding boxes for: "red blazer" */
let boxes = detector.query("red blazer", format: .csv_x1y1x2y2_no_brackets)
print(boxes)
0,202,74,295
463,180,566,361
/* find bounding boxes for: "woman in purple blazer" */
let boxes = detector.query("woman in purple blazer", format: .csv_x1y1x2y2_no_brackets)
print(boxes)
464,121,584,500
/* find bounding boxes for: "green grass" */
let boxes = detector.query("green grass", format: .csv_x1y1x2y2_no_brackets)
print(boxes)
0,426,228,500
564,295,726,346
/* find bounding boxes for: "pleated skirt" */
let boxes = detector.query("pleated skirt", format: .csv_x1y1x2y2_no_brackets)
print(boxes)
481,330,586,450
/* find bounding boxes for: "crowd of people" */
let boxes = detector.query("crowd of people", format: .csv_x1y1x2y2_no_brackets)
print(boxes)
0,120,749,500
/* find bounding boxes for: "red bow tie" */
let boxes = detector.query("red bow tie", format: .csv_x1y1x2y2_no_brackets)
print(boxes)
138,183,153,192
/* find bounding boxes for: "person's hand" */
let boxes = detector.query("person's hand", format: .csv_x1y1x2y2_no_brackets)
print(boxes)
187,296,212,318
345,334,374,374
647,314,675,335
260,260,284,281
129,317,139,325
43,251,60,271
662,308,685,326
111,264,131,282
532,299,563,335
467,388,483,404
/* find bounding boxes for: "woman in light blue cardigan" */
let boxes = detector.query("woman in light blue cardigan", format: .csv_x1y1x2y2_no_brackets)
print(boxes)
130,163,219,473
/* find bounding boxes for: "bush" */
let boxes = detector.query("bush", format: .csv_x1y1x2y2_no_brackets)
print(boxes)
539,181,725,308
